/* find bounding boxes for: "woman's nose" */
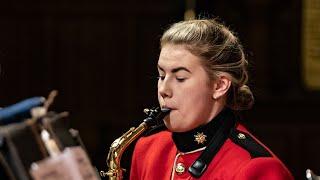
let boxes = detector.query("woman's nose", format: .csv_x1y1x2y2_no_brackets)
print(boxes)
158,79,172,98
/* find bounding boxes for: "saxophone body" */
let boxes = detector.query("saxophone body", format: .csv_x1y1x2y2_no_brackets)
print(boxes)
100,107,170,180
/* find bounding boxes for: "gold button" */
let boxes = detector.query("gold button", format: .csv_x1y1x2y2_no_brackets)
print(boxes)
175,163,185,174
237,133,246,139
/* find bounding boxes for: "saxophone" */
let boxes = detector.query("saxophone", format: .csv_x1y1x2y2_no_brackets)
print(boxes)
100,107,170,180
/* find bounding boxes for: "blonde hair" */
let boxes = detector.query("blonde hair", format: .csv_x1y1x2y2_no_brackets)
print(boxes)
160,19,254,110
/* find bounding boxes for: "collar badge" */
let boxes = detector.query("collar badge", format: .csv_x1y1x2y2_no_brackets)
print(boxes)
194,132,207,144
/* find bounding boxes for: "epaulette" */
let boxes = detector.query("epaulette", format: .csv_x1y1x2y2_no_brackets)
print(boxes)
143,123,167,136
230,129,272,158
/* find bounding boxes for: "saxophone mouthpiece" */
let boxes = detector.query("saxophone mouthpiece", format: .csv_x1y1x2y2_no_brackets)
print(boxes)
143,107,170,116
142,107,170,126
161,108,170,113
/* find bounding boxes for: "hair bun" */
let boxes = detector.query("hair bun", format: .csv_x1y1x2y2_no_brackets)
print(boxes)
232,85,254,110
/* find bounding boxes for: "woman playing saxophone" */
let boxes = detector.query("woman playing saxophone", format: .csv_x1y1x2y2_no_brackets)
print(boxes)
129,18,293,180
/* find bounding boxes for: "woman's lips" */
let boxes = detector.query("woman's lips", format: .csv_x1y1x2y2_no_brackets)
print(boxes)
161,106,176,111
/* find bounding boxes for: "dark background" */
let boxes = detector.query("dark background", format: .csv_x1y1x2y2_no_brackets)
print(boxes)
0,0,319,179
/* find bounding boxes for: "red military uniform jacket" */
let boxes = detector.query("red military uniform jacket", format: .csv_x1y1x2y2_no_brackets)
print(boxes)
130,109,293,180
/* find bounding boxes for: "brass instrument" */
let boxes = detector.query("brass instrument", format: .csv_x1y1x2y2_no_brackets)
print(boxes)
100,107,170,180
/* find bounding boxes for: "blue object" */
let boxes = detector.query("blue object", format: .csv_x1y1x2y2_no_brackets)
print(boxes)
0,97,45,125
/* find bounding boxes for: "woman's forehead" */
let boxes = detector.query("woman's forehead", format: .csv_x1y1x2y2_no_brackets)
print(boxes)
158,44,202,71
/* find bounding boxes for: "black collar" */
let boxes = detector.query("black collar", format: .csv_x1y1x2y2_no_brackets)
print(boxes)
172,108,236,152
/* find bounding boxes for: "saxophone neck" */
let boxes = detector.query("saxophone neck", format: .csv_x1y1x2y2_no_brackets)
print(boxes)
111,123,147,151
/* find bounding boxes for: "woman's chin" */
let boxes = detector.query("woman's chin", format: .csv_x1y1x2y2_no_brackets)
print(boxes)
164,119,187,132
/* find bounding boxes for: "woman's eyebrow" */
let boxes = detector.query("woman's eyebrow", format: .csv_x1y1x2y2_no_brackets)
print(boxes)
157,65,164,72
172,67,191,73
157,65,191,73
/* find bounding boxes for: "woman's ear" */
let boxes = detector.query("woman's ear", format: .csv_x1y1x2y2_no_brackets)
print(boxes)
212,75,232,100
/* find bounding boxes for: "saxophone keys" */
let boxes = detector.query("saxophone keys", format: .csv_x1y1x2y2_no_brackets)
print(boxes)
143,108,150,115
100,171,107,177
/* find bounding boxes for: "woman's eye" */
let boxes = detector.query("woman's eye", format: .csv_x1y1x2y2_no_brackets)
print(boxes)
176,77,186,82
158,75,165,80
